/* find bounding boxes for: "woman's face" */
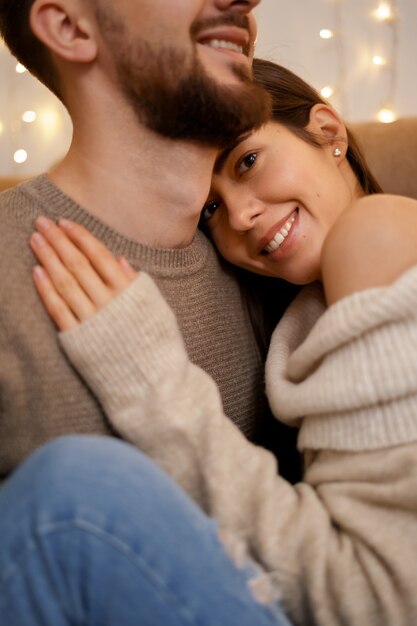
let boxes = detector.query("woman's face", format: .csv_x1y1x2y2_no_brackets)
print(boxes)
203,119,362,284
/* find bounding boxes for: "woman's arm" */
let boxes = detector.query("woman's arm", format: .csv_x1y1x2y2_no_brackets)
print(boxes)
321,194,417,305
30,216,417,626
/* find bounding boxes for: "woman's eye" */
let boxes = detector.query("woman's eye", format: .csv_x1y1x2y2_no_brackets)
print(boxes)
236,152,257,176
201,199,221,223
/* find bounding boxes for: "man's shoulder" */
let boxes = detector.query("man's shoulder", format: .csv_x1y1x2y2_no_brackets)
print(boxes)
0,187,23,237
0,183,22,207
0,178,41,237
0,180,45,288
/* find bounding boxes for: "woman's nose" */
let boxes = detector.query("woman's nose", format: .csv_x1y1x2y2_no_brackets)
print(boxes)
228,197,265,232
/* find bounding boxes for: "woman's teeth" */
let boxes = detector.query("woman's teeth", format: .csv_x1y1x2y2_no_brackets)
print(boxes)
264,214,296,254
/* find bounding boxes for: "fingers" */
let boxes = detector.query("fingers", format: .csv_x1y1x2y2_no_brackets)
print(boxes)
30,217,138,327
58,219,134,291
34,217,112,308
32,265,80,332
119,256,138,280
30,231,98,323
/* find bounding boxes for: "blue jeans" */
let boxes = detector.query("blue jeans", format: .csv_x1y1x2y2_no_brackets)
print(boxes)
0,436,292,626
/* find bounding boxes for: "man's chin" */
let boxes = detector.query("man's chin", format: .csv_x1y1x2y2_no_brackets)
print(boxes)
197,45,252,85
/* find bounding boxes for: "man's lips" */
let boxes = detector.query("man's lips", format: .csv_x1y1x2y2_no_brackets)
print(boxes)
192,13,251,52
196,27,250,57
256,208,299,254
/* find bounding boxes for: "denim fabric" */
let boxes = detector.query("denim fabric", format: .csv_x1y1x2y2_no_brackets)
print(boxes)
0,435,292,626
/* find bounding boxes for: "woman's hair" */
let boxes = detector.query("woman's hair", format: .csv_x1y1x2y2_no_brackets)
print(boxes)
252,57,382,194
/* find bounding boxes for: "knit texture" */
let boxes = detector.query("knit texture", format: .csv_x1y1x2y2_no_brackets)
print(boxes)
266,266,417,450
0,175,266,478
59,267,417,626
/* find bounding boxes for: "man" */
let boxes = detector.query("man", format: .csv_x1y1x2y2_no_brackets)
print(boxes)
0,0,272,481
0,1,293,623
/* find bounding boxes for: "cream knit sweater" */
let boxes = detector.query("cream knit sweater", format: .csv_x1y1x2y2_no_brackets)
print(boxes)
59,264,417,626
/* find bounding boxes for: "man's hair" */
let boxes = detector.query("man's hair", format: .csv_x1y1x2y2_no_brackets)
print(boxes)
0,0,61,98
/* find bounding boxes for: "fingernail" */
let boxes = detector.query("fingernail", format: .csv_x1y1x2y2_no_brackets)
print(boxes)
33,265,46,280
31,232,46,247
36,216,52,231
119,257,131,269
59,219,74,230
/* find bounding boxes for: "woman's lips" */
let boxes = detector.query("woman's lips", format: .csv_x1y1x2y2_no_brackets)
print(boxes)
257,208,299,254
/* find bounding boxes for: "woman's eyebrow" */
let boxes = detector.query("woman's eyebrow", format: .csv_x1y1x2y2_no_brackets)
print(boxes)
214,132,252,174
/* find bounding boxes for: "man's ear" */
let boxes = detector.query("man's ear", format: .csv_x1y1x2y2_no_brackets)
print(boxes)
30,0,98,64
308,103,348,154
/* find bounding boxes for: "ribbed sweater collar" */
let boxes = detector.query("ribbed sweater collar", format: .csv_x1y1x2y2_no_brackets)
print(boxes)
17,175,210,277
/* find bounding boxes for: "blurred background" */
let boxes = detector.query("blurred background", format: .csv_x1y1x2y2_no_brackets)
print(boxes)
0,0,415,177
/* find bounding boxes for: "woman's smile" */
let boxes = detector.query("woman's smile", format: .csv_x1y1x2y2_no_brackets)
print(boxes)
258,208,298,255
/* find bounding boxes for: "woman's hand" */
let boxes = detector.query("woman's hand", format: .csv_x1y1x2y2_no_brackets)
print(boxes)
30,216,137,331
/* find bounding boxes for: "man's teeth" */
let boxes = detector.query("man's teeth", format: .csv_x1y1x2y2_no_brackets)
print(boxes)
207,39,243,54
264,215,296,254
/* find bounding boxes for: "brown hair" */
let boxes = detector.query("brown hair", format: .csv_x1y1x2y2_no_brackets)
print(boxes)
252,57,382,194
0,0,61,99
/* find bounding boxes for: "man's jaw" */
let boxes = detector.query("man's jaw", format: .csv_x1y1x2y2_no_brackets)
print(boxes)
195,30,251,85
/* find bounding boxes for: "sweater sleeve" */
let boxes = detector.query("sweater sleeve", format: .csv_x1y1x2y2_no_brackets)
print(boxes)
266,265,417,451
59,272,417,626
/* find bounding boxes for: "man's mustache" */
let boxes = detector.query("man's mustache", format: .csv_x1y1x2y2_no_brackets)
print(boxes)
191,13,250,39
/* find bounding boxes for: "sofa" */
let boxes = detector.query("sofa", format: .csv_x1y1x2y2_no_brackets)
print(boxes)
0,117,416,198
351,117,417,200
0,175,26,192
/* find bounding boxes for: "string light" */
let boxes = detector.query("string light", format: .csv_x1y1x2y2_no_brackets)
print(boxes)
372,0,398,123
22,110,37,123
14,149,28,164
15,63,27,74
321,85,334,99
320,29,334,40
372,55,387,66
317,1,400,122
377,104,397,123
375,2,394,22
318,0,347,115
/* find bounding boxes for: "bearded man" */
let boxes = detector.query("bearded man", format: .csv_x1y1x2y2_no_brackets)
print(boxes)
0,1,293,624
0,0,271,477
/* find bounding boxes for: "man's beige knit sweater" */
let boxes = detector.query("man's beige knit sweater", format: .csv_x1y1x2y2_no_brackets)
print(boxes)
60,264,417,626
0,176,267,479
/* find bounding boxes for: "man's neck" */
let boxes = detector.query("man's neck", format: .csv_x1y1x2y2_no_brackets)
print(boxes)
49,122,217,249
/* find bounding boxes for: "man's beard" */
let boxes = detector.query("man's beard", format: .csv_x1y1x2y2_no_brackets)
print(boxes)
96,10,271,147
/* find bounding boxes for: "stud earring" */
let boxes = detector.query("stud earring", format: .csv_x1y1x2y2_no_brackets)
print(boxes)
333,147,342,157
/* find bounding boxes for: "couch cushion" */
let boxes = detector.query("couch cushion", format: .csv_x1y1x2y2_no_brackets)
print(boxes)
351,118,417,200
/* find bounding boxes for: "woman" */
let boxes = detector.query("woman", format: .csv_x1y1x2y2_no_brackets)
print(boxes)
29,59,417,625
